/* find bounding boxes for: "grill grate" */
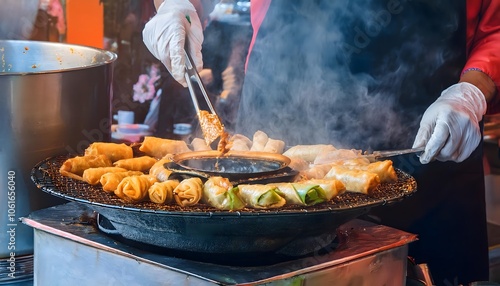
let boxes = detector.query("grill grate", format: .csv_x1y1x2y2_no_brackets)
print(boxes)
31,155,417,215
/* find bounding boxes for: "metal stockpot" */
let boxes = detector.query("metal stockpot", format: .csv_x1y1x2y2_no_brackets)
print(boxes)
0,40,116,265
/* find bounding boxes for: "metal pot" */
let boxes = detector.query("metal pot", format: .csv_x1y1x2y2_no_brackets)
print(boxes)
0,40,116,269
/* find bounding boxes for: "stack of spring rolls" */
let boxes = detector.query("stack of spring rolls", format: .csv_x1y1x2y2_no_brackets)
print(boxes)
283,144,399,195
59,132,399,210
60,138,192,205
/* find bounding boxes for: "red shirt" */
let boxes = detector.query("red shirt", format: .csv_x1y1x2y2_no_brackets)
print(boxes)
248,0,500,113
465,0,500,113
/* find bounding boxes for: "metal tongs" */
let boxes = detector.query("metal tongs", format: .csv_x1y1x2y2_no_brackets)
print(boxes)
183,49,224,145
362,146,425,162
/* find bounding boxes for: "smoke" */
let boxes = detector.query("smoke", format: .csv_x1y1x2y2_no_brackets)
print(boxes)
237,0,463,150
0,0,39,40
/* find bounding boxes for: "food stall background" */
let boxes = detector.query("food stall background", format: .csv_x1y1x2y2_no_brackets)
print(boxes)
99,0,251,140
47,0,500,282
2,0,500,284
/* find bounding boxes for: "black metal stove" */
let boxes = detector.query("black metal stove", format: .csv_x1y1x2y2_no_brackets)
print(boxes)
22,202,417,285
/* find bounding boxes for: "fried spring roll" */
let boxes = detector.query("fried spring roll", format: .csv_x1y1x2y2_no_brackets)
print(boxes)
113,156,157,172
343,160,398,183
313,149,363,165
173,177,203,207
82,167,128,185
288,156,310,171
283,144,336,163
191,137,212,151
149,158,173,182
273,183,327,206
114,174,157,202
202,177,245,210
334,158,371,166
324,165,380,195
148,180,179,204
139,136,191,158
237,184,286,209
84,142,133,162
60,155,112,181
229,134,252,151
299,164,335,180
263,138,286,154
250,130,269,151
99,171,144,192
299,179,346,200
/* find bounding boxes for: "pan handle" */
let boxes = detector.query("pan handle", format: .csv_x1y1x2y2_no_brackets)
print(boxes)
364,147,425,161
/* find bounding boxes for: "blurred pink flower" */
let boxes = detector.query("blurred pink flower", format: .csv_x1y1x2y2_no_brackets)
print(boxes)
132,66,161,103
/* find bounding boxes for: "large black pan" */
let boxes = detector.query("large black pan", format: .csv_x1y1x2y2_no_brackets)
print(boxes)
31,155,417,259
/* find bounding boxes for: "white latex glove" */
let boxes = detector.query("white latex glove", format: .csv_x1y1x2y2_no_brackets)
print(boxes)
142,0,204,87
413,82,487,164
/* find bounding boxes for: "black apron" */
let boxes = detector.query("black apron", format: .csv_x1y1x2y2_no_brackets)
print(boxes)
238,0,489,284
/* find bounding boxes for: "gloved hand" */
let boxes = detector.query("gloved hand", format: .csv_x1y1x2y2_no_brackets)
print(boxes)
142,0,204,87
413,82,487,164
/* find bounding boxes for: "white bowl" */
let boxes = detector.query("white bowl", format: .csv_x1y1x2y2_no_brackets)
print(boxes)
173,123,192,135
116,124,150,134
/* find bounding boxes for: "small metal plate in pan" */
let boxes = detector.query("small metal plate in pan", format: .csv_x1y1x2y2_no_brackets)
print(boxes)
173,151,291,175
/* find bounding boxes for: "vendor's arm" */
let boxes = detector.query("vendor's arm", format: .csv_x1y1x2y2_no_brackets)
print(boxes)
461,0,500,110
413,0,500,164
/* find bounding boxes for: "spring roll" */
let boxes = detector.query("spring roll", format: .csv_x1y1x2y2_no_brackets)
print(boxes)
191,137,212,151
229,134,252,151
299,179,346,200
173,177,203,207
283,144,337,163
149,157,173,182
114,174,157,202
84,142,133,162
148,180,179,204
139,136,191,158
263,138,286,154
82,167,128,185
313,149,363,165
113,156,157,172
324,165,380,195
99,171,145,192
237,184,286,209
343,160,398,183
60,155,112,181
287,156,310,171
250,130,269,151
273,183,327,206
298,164,335,180
334,158,371,166
202,177,245,210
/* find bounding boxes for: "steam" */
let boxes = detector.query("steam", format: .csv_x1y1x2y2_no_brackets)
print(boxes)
0,0,39,40
236,0,462,150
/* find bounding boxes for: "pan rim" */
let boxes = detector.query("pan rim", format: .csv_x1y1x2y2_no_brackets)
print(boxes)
31,155,416,218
